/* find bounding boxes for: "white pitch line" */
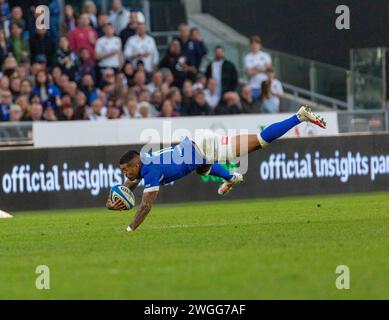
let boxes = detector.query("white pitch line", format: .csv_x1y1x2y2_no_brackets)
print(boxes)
147,221,258,230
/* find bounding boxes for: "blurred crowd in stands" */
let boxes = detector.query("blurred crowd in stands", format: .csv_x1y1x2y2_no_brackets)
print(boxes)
0,0,283,122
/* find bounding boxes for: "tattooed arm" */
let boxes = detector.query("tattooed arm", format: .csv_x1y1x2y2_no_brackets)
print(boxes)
124,179,140,191
127,191,159,231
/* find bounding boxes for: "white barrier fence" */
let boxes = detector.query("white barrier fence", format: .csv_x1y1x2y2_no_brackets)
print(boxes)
33,113,339,148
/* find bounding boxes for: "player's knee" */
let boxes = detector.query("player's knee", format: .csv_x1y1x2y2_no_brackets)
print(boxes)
196,164,212,176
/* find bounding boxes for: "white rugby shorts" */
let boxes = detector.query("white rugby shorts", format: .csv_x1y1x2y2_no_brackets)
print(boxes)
191,130,234,163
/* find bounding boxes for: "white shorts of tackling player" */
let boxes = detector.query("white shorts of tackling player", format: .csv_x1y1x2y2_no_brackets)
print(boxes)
191,130,235,164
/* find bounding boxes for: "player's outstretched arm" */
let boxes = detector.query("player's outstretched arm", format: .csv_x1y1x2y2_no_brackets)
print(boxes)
106,197,127,210
106,180,140,211
124,179,140,191
127,191,159,232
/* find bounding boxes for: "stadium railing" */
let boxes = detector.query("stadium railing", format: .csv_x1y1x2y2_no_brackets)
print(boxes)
337,109,389,133
0,122,33,147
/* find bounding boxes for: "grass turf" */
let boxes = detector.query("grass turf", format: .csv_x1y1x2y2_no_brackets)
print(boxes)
1,192,389,299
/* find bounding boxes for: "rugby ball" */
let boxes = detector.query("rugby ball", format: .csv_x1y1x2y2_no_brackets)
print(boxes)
110,185,135,210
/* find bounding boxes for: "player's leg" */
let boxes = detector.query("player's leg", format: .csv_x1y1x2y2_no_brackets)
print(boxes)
217,106,326,195
196,163,243,195
230,114,301,157
231,105,327,157
196,163,233,181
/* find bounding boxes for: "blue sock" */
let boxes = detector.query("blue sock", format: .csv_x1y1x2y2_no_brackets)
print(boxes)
260,114,301,144
210,163,234,181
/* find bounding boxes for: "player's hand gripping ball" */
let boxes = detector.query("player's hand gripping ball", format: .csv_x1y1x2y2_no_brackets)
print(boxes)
110,185,136,210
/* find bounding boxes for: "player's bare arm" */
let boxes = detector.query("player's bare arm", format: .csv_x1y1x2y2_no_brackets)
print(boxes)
106,179,139,210
127,191,159,231
124,179,140,191
106,197,127,210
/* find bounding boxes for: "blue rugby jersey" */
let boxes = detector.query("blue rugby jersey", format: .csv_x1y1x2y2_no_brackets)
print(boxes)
140,137,206,192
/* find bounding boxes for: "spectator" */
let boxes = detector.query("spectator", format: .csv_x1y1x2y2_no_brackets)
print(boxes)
2,55,18,79
95,12,109,38
10,22,29,63
147,70,163,93
240,84,261,113
55,73,69,93
50,65,64,87
107,104,121,119
51,66,62,87
100,67,116,87
122,61,134,85
160,67,174,87
185,89,211,116
8,103,22,121
80,74,99,105
88,98,107,120
48,0,61,45
59,93,73,111
74,91,89,120
124,22,158,74
43,105,57,121
138,101,150,118
192,73,207,90
205,45,238,96
159,39,194,88
61,4,77,35
95,22,122,73
20,79,32,96
181,79,193,114
31,70,61,111
58,103,75,121
30,102,44,121
122,96,139,118
16,59,29,78
9,6,25,32
215,92,241,115
244,35,272,100
0,28,11,67
109,0,130,35
150,89,163,115
9,74,21,98
176,23,206,71
0,0,10,33
159,82,170,97
82,0,98,29
131,70,147,95
204,77,220,110
114,72,127,90
78,47,95,79
266,67,283,112
138,88,150,103
56,36,79,80
134,54,146,73
68,14,98,61
119,11,139,47
64,80,78,99
166,87,182,113
29,28,56,66
16,95,31,120
189,27,207,69
260,80,278,113
0,74,9,92
159,99,179,117
27,61,43,83
0,90,12,121
30,94,41,105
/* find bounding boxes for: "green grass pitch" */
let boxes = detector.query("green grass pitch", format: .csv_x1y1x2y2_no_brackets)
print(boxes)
1,192,389,299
